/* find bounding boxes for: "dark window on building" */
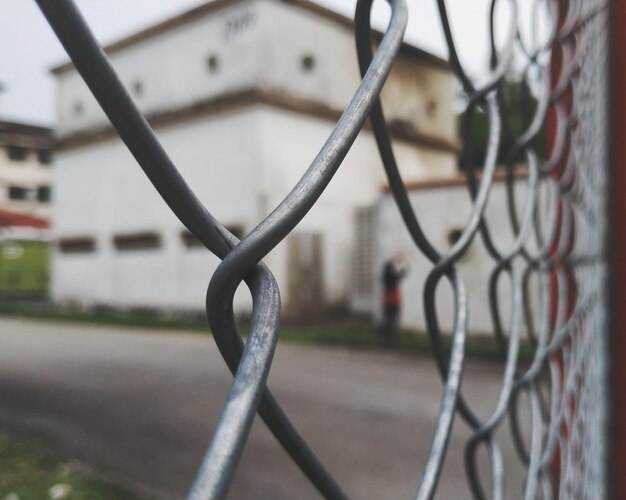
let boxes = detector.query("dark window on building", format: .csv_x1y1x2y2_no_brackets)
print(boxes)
181,230,203,249
447,227,463,247
8,186,28,201
446,227,472,261
113,231,161,252
181,225,244,249
301,54,316,72
73,101,84,115
132,80,144,96
37,186,51,203
226,225,245,240
37,149,52,165
59,237,96,254
8,146,27,161
426,99,438,117
206,54,220,73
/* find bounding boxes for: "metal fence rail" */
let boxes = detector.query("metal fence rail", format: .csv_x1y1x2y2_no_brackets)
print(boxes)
33,0,609,498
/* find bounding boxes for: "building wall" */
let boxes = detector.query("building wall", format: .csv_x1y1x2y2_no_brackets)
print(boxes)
257,106,456,314
365,178,538,335
55,0,455,145
257,1,455,141
51,0,459,316
53,101,457,315
53,107,264,311
56,1,264,137
0,146,52,219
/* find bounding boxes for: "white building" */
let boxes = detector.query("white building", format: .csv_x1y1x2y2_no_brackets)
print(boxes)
51,0,459,317
352,171,533,334
0,119,52,298
0,120,53,220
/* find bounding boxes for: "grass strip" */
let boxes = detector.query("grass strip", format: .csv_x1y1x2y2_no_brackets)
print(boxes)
0,434,138,500
0,302,534,362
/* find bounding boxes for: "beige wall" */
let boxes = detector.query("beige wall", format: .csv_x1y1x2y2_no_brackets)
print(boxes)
259,0,455,141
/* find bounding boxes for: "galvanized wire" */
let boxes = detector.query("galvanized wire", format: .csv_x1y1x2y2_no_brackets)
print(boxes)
34,0,609,498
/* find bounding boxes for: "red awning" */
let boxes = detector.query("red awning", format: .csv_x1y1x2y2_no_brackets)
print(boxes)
0,208,49,229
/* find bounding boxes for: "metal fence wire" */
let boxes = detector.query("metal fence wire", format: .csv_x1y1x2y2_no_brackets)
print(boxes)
34,0,609,498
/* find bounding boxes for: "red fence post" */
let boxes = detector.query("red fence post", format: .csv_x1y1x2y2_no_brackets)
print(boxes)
547,1,571,495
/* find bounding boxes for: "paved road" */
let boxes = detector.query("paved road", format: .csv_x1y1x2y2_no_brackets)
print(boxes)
0,318,527,499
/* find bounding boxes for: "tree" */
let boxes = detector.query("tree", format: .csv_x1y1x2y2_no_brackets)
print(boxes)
457,78,547,170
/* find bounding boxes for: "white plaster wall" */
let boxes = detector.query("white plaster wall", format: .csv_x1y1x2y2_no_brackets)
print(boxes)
257,105,456,312
50,0,462,318
57,1,262,136
53,100,455,314
257,107,379,310
53,107,263,311
56,0,455,143
388,142,457,180
372,178,536,335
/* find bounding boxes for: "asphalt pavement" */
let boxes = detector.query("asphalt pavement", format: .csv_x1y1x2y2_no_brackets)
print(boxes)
0,317,527,499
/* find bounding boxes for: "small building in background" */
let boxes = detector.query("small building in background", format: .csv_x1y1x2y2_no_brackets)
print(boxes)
50,0,459,317
0,120,53,300
0,119,53,219
352,170,533,334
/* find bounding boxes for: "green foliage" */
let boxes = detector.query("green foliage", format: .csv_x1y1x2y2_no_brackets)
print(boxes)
0,302,209,332
0,241,50,298
457,78,547,169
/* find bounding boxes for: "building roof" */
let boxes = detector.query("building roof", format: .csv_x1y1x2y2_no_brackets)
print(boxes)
0,119,53,150
50,0,451,76
382,167,529,193
56,87,461,154
0,208,49,229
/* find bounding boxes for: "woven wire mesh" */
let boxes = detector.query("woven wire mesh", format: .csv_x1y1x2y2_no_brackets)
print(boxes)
34,0,609,498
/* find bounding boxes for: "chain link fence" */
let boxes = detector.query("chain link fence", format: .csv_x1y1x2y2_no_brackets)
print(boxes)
34,0,609,498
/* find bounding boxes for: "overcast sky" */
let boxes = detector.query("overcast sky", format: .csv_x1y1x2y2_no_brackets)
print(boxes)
0,0,529,126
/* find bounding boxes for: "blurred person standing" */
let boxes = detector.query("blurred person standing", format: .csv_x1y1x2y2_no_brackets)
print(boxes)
380,253,408,345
